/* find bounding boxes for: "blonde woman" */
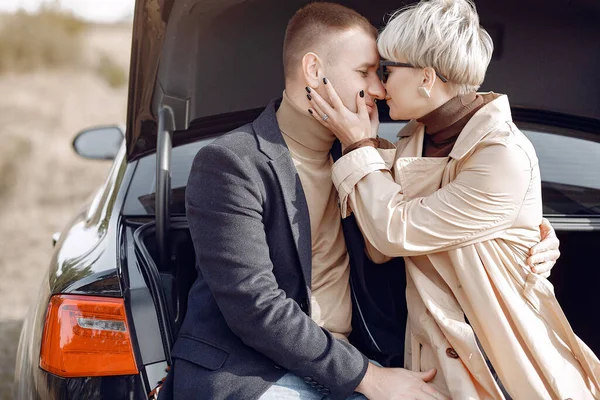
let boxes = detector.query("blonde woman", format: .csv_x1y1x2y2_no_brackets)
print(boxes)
307,0,600,398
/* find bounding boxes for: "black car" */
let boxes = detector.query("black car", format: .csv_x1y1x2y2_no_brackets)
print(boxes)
13,0,600,398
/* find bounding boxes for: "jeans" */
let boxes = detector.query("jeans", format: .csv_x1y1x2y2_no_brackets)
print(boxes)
258,372,368,400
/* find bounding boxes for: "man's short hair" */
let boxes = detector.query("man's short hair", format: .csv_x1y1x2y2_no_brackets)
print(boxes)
378,0,493,95
283,2,377,78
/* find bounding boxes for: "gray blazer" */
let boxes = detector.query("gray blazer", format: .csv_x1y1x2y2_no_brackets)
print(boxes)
162,100,371,400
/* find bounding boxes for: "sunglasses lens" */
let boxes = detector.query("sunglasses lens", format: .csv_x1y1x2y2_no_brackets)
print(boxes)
377,66,389,83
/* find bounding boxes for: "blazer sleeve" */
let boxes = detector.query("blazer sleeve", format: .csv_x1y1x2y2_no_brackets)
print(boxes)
186,143,368,399
331,141,536,257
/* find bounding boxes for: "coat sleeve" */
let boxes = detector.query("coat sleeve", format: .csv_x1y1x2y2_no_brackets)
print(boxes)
186,143,368,399
331,141,537,257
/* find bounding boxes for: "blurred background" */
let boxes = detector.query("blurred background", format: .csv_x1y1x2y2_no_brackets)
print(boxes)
0,0,134,397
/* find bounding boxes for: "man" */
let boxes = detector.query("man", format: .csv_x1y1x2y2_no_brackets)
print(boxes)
160,3,559,399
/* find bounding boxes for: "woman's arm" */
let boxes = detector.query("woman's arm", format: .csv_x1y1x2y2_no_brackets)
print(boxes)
332,141,535,257
308,79,559,267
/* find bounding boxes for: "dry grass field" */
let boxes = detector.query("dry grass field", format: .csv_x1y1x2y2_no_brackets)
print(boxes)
0,11,132,397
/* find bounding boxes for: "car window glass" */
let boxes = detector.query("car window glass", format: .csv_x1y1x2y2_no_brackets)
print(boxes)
122,121,600,217
521,125,600,216
123,122,408,216
378,122,406,143
124,138,213,215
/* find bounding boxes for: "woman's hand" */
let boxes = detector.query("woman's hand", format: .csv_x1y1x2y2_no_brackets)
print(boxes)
307,78,378,148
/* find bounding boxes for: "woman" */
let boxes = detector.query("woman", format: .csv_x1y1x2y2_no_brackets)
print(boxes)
307,0,600,398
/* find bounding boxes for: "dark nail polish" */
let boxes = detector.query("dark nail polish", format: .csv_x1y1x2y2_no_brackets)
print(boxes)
359,90,364,98
305,86,311,93
307,94,312,101
308,109,313,114
323,77,328,84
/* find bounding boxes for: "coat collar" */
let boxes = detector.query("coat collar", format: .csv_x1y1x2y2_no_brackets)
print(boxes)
449,93,510,160
397,93,510,160
253,98,288,160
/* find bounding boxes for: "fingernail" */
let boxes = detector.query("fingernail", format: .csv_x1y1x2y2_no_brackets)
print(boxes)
323,77,328,84
308,109,313,114
359,90,364,98
307,94,312,101
305,86,311,93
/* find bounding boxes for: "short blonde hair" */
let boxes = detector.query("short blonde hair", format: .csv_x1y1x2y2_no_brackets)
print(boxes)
378,0,493,95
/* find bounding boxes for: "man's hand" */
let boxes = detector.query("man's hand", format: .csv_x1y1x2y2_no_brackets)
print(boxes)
355,364,449,400
526,218,561,278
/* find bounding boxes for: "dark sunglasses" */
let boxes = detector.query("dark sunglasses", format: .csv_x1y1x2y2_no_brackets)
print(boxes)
377,60,449,83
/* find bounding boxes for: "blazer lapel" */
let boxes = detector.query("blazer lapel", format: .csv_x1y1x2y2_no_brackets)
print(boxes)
270,156,312,287
254,99,312,287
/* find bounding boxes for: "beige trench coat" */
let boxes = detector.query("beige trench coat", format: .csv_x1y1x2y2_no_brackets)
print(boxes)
331,94,600,399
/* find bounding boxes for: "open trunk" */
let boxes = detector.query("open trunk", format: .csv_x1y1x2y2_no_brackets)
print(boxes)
132,215,600,361
128,0,600,159
123,0,600,387
133,218,196,362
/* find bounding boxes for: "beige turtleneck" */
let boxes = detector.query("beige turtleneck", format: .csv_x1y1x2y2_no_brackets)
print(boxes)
276,91,352,341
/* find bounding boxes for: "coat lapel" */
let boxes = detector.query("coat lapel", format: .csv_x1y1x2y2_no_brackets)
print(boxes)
253,99,312,287
393,122,449,199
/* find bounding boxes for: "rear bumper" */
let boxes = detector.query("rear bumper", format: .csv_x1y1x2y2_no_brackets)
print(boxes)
14,369,146,400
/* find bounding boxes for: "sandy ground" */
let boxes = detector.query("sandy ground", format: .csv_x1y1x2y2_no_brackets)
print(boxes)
0,23,132,398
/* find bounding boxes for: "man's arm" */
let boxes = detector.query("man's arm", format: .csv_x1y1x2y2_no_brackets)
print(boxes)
526,218,560,277
186,144,367,399
356,364,449,400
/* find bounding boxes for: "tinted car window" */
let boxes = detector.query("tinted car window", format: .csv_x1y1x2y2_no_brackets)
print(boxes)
123,138,214,215
520,124,600,216
122,121,600,217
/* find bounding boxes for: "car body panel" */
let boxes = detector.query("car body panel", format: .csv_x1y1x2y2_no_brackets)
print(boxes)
13,144,146,399
48,144,128,296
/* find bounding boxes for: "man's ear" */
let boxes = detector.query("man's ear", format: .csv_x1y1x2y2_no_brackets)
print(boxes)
421,67,437,92
302,52,323,88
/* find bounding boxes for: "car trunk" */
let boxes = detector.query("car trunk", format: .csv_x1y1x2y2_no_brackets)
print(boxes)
132,215,600,359
133,218,197,354
127,0,600,158
126,0,600,380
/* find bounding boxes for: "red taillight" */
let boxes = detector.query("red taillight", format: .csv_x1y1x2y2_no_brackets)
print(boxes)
40,295,138,377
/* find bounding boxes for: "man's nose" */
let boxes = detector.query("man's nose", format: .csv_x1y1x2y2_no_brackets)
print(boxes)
368,77,386,100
